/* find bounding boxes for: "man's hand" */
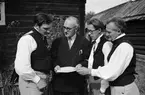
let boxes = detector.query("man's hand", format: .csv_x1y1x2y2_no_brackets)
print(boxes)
54,65,60,73
36,78,47,90
99,90,105,95
76,67,91,75
75,64,82,69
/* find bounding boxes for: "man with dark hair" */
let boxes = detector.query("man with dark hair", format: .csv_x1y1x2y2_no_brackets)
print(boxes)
51,16,90,95
84,18,112,95
14,13,53,95
77,17,140,95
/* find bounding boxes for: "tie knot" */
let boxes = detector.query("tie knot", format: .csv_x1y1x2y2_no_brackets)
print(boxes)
68,37,72,41
43,36,47,40
43,36,48,45
92,40,96,45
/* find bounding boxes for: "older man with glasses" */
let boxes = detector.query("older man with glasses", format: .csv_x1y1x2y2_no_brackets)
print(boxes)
51,16,91,95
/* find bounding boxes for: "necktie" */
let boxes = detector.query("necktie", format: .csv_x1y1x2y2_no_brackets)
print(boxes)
88,41,96,68
68,38,72,49
43,36,48,47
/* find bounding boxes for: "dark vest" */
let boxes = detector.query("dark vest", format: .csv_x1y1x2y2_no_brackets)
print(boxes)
92,36,107,69
107,36,136,86
30,29,51,73
91,36,107,80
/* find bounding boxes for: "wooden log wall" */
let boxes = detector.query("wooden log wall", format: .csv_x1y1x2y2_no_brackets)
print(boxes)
0,1,86,93
0,0,86,69
126,20,145,55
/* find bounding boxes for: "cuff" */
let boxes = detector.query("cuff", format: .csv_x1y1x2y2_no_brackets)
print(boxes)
100,88,106,94
91,69,99,76
32,75,40,83
99,90,105,94
100,80,109,94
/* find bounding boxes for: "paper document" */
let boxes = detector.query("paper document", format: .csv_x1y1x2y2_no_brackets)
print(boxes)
57,66,76,73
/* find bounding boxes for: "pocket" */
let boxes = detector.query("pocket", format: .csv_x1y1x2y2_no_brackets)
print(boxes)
26,81,37,89
118,87,125,95
113,86,125,95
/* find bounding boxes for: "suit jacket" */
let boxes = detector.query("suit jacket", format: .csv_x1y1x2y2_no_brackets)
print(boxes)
51,34,91,92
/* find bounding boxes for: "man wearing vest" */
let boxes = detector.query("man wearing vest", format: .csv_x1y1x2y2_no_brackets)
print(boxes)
14,13,53,95
77,17,140,95
51,16,91,95
85,18,112,95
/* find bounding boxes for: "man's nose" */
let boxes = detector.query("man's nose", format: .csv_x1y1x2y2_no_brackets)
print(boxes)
47,30,50,33
105,32,109,36
64,29,68,33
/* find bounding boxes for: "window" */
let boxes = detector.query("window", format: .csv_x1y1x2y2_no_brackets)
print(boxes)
0,2,5,25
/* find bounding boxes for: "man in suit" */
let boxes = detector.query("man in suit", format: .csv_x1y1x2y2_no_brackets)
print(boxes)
51,16,91,95
76,17,140,95
14,13,53,95
85,18,112,95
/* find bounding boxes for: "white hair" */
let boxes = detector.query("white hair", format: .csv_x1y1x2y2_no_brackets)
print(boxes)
66,16,79,27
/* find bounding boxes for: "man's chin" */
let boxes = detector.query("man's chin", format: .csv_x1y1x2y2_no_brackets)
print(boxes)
104,36,111,41
65,35,69,38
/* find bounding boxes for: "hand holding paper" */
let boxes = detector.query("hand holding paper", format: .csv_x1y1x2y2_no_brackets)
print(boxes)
54,65,61,73
76,67,91,75
56,66,76,73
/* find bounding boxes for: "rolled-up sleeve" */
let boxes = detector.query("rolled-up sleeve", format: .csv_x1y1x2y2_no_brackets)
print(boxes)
102,41,112,65
14,35,40,83
91,43,133,81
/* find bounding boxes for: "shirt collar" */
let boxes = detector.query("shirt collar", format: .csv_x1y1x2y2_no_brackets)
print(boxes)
33,26,46,39
93,34,103,44
34,26,39,32
68,33,76,41
115,33,126,41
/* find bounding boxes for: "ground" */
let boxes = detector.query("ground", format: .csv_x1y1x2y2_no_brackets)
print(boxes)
136,54,145,95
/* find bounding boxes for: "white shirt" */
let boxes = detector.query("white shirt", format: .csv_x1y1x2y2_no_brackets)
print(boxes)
67,34,76,49
88,34,112,68
91,33,134,81
88,34,112,93
14,29,41,83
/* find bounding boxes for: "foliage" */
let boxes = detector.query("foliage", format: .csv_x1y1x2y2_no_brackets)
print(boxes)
0,15,65,95
85,11,96,22
46,15,65,49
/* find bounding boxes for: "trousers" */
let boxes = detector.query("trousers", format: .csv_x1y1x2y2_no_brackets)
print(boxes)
18,71,50,95
111,82,140,95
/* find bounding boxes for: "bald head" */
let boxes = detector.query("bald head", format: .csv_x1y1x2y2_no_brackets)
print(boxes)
63,16,79,38
64,16,79,28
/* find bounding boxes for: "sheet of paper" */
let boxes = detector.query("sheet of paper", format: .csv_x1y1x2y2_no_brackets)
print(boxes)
57,66,76,73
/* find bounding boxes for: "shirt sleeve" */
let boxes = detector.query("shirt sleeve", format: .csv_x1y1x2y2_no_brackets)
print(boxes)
14,35,40,83
102,41,113,65
91,42,133,81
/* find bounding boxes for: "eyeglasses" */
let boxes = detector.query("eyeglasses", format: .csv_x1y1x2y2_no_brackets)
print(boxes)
43,27,51,31
87,29,96,33
63,26,74,31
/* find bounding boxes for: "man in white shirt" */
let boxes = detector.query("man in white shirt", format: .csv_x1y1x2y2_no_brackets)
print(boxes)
76,17,140,95
14,13,53,95
85,18,112,95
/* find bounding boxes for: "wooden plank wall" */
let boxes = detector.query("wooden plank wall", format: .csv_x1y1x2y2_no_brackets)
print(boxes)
126,20,145,55
0,0,85,69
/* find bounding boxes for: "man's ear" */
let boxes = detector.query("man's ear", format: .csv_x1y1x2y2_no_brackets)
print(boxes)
118,29,122,35
75,26,79,32
98,28,102,34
